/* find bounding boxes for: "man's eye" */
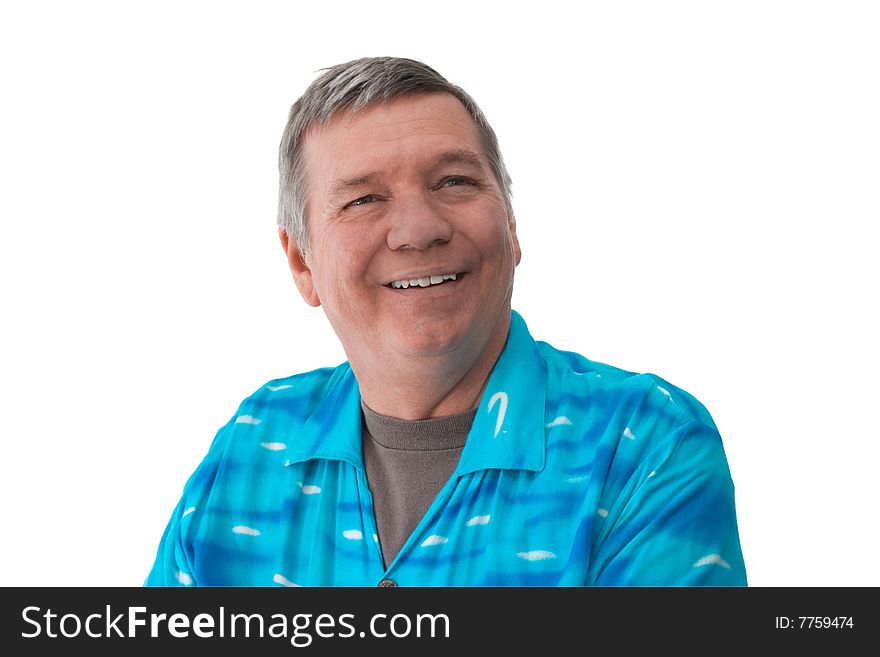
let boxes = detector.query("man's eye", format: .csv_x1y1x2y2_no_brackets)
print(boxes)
442,177,472,187
347,195,376,208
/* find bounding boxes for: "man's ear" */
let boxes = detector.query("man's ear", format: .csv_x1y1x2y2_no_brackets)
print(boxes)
508,212,522,267
279,228,321,307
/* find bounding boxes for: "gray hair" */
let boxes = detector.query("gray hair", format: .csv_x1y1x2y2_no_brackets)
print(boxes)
277,56,513,252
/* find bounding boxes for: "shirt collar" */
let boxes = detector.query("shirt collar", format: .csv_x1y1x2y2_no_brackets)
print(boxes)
455,310,547,475
283,364,365,469
284,310,547,474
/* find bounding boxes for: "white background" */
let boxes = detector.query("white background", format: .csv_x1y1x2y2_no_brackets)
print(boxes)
1,1,877,587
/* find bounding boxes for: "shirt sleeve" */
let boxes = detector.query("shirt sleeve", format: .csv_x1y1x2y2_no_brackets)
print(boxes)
143,422,230,587
586,420,747,586
143,495,200,586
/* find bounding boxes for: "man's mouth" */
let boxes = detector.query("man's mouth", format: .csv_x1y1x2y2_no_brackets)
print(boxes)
386,272,459,289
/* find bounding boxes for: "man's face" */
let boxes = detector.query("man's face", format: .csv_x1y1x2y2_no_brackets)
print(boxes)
283,92,521,374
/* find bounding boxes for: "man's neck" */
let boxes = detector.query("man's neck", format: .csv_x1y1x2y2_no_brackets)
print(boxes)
352,315,510,420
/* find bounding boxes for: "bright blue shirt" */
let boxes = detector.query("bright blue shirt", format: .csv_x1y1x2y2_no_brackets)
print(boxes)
146,311,746,586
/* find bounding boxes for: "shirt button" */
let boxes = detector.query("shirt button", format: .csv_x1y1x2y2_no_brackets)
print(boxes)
377,578,398,587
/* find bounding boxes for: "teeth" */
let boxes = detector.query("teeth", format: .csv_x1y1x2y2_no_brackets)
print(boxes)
389,273,458,289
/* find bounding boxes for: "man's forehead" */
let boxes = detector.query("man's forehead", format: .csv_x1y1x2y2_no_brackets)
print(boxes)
303,95,489,187
306,93,478,147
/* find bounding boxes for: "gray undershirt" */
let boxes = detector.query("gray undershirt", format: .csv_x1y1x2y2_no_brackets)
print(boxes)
361,401,476,569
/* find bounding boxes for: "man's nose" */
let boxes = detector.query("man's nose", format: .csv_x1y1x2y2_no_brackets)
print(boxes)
386,194,454,251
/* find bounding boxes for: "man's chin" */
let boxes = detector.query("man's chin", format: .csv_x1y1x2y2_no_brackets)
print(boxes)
390,330,467,359
380,305,508,361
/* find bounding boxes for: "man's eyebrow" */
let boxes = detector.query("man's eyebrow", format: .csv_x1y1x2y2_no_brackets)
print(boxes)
329,173,379,199
433,148,487,171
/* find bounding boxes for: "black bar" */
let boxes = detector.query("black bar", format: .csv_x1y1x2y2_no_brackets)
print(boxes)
0,587,871,654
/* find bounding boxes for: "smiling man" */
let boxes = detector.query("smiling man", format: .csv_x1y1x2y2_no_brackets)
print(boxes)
146,57,747,587
284,91,519,421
